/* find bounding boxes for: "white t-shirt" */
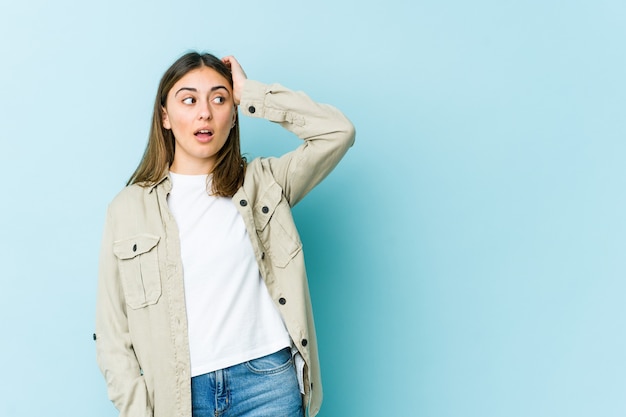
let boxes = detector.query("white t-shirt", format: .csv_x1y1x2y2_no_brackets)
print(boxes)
167,172,291,377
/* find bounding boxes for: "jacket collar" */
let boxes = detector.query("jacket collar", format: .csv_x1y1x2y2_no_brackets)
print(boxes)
148,171,172,193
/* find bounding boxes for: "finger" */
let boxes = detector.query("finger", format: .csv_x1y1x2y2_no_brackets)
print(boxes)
221,55,235,70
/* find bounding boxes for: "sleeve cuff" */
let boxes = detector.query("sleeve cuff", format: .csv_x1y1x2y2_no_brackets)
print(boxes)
239,80,305,126
240,79,268,118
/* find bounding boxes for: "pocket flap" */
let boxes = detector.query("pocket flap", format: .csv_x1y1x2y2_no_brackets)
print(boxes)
254,182,283,231
113,234,161,260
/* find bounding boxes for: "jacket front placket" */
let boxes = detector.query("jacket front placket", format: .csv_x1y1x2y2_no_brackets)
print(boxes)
154,178,193,416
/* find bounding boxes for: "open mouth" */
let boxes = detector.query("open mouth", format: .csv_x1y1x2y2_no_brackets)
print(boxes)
194,129,214,141
195,129,214,136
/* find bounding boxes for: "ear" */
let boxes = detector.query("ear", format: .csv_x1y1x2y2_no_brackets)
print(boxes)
162,106,171,130
231,106,237,128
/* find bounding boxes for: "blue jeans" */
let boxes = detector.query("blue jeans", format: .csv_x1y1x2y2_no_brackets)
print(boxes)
191,347,304,417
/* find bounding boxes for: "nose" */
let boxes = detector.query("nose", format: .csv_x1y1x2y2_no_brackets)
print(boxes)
199,100,212,120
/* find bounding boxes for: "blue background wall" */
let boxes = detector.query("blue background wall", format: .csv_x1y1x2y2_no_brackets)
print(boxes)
1,0,625,416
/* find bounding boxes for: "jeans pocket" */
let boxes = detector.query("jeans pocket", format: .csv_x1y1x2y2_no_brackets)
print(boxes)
244,348,293,375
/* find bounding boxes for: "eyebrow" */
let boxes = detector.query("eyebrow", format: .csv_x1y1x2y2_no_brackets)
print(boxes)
174,85,229,97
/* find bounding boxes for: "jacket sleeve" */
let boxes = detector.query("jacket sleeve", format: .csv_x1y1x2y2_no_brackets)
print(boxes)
95,207,153,417
240,80,356,206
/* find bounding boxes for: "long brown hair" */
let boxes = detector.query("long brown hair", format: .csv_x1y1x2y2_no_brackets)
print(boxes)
127,51,246,197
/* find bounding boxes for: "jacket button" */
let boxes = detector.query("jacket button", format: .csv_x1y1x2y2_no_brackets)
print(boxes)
279,297,286,305
301,339,308,347
262,206,269,214
239,199,248,207
132,244,137,252
248,106,256,114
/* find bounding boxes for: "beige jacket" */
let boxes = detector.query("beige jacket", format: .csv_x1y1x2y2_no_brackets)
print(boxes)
95,79,355,417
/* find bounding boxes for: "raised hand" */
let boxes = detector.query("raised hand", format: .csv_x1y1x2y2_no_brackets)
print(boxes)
221,55,247,105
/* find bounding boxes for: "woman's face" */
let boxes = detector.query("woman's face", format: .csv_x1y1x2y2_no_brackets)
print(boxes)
162,66,236,174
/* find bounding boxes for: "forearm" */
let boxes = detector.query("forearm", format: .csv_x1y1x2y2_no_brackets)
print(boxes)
240,79,356,205
95,209,152,417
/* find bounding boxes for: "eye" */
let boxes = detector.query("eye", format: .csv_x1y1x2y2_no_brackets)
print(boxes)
212,96,226,104
182,97,195,104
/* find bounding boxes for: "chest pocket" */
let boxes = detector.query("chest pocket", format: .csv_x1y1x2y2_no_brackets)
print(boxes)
113,234,162,309
254,182,302,268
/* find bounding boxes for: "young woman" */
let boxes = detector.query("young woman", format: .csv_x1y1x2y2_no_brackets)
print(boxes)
95,52,355,417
